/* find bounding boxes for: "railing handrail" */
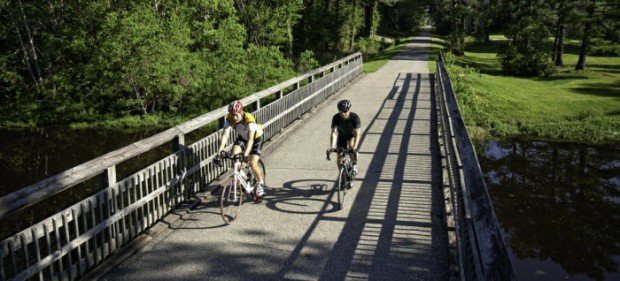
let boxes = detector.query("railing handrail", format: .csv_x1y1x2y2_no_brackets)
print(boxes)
436,51,515,280
0,52,363,219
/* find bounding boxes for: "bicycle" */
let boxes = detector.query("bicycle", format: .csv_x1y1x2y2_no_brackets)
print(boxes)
326,148,356,209
215,151,266,224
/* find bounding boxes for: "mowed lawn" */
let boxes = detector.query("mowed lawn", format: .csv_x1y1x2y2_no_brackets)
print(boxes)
434,35,620,144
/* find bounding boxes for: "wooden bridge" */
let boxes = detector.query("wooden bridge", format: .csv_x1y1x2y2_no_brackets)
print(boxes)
0,30,515,281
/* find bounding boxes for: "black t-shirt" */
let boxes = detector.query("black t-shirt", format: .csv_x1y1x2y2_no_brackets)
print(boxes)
331,112,361,137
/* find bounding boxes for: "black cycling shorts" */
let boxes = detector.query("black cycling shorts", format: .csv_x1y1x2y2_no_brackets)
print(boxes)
336,134,354,149
234,136,263,156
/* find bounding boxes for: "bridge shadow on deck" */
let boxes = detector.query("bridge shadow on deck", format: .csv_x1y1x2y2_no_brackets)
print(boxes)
271,72,449,280
391,48,429,62
102,58,448,281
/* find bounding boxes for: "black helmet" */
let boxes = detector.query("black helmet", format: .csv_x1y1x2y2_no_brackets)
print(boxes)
337,99,352,111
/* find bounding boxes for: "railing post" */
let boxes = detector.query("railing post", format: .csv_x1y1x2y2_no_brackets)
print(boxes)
101,166,117,189
256,99,261,110
173,134,186,200
276,90,283,99
173,134,185,152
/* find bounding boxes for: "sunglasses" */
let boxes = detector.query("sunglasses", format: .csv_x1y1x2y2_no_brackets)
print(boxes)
339,110,349,113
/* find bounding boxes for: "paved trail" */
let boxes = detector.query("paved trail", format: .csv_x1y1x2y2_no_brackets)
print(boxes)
103,29,449,281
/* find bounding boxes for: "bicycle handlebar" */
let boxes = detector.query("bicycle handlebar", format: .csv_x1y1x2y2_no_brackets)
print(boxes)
326,148,356,161
215,151,248,166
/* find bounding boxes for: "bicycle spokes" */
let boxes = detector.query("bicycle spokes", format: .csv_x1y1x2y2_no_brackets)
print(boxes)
220,182,242,224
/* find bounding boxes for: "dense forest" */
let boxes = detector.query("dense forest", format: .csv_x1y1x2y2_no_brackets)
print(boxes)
2,0,618,128
0,0,426,127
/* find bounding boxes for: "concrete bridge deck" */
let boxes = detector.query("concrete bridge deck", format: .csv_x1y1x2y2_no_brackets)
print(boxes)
102,31,449,281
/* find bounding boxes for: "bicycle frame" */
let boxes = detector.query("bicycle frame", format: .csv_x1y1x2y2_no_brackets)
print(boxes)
231,160,253,195
339,154,353,170
327,148,355,209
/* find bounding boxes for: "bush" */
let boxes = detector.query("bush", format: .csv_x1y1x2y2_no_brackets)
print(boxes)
590,45,620,56
355,37,381,54
499,12,555,77
498,45,555,77
296,50,320,73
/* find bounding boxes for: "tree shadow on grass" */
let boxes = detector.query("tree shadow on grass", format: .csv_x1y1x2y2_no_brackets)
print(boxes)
571,82,620,99
533,74,590,81
465,40,507,54
586,64,620,73
453,58,504,75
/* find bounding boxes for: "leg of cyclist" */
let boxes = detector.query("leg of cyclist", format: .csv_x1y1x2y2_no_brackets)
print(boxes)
347,137,359,175
248,136,265,199
346,137,358,190
231,139,249,181
248,155,263,182
231,144,243,155
336,135,348,169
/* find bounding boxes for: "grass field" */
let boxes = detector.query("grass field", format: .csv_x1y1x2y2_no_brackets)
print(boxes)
431,35,620,144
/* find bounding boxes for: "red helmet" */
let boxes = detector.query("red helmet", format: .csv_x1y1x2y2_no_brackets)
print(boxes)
228,100,243,114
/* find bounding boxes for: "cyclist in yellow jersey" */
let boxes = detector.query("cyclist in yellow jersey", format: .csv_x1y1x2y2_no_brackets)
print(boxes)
216,100,266,199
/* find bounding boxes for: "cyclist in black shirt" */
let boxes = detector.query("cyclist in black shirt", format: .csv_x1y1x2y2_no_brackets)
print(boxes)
330,99,361,175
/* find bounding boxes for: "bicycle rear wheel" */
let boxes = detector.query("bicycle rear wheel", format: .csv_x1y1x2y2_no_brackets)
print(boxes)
220,179,243,224
336,167,347,209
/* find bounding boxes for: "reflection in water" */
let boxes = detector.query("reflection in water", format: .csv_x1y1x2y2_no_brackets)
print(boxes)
0,125,217,239
478,141,620,281
0,127,159,196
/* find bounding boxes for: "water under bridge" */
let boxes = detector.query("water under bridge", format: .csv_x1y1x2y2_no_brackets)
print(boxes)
0,30,514,281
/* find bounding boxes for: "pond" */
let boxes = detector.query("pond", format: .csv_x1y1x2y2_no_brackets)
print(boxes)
0,125,216,239
479,140,620,281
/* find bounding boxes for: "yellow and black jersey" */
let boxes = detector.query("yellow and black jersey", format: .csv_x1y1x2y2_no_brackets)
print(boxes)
223,112,263,140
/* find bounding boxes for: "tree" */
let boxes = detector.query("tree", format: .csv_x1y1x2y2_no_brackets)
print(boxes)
551,0,577,66
234,0,303,58
430,0,470,55
383,0,427,35
363,0,378,37
497,0,555,77
599,0,620,43
575,0,597,70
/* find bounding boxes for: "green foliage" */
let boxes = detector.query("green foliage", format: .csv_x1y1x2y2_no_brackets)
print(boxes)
590,45,620,56
236,0,302,48
498,2,555,77
338,3,364,52
245,45,295,89
356,37,381,54
498,44,555,77
590,39,620,56
0,0,428,128
377,0,425,36
296,50,319,73
371,2,381,37
91,4,196,115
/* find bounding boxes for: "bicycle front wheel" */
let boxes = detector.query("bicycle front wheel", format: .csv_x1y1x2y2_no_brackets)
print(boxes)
220,179,243,224
336,167,347,209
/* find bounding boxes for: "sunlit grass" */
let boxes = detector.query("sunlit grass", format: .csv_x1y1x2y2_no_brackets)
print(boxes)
436,35,620,144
